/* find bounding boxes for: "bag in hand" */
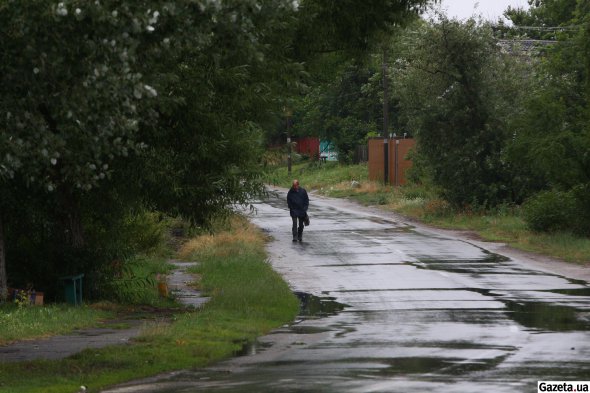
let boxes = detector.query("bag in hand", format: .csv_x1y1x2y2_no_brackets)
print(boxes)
304,214,310,226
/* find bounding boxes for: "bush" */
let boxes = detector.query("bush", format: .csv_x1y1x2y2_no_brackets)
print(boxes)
423,199,453,218
522,190,577,233
94,256,172,305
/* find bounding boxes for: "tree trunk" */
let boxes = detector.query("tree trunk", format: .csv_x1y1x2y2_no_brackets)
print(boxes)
0,213,7,300
59,188,85,249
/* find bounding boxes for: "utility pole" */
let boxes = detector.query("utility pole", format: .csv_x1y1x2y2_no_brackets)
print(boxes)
382,49,389,140
286,109,292,176
382,48,389,184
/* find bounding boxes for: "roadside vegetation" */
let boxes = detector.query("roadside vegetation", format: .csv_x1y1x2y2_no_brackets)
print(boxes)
0,215,298,393
267,162,590,265
0,304,113,346
276,1,590,264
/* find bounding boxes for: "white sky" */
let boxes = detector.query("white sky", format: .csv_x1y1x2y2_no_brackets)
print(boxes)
432,0,530,22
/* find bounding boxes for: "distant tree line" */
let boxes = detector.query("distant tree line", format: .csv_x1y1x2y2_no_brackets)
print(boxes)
288,0,590,236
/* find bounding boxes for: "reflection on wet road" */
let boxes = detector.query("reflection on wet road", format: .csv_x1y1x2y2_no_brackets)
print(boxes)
103,190,590,393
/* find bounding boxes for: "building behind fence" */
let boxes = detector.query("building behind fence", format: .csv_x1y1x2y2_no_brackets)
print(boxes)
293,137,370,165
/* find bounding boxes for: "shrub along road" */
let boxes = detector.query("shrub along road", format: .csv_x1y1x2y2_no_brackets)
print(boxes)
104,188,590,393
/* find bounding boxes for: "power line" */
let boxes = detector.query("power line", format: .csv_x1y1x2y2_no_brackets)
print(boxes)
502,24,580,32
498,39,557,45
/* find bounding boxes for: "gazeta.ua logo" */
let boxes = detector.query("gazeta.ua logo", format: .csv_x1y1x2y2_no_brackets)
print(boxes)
538,381,590,392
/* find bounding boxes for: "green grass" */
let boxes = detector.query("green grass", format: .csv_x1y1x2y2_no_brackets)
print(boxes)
398,202,590,264
267,162,590,265
266,161,368,191
0,256,173,346
0,305,113,346
0,215,299,393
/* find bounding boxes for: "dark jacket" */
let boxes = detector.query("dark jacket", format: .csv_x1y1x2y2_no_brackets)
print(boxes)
287,187,309,218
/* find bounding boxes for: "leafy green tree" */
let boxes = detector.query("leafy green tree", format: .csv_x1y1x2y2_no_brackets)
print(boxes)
294,0,432,57
136,0,301,223
0,0,299,298
394,18,530,207
0,0,175,297
292,60,382,162
0,0,440,298
278,0,436,161
507,0,590,234
0,1,166,244
506,0,578,28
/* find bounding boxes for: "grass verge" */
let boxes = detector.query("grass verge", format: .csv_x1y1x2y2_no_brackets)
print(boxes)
266,162,590,265
0,255,173,346
0,215,299,393
0,305,113,346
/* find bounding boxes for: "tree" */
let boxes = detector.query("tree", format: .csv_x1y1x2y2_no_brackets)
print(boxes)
293,0,432,57
273,0,437,160
291,60,381,162
0,0,440,298
0,0,174,296
135,0,302,223
494,0,578,47
507,0,590,234
394,18,530,207
0,0,299,297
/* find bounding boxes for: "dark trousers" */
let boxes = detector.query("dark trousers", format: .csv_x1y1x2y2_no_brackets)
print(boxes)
292,216,304,240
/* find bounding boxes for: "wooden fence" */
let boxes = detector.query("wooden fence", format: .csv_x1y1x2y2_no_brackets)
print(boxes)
368,138,415,185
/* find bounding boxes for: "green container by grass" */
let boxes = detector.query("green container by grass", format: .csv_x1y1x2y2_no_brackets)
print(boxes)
60,274,84,305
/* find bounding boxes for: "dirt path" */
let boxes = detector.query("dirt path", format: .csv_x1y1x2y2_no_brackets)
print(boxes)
0,261,207,363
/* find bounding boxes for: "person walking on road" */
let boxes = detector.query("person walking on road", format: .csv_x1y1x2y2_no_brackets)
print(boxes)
287,179,309,242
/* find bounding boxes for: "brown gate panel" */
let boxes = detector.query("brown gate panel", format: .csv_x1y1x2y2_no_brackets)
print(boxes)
388,139,416,186
368,139,386,182
368,138,415,185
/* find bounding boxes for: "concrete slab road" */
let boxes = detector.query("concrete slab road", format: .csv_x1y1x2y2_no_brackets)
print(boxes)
103,189,590,393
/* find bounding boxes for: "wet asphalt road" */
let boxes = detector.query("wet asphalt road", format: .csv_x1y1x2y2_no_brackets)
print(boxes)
104,189,590,393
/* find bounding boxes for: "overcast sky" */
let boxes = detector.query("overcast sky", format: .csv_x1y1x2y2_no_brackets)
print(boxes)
432,0,530,22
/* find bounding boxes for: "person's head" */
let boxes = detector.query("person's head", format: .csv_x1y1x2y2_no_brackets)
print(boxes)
292,179,300,190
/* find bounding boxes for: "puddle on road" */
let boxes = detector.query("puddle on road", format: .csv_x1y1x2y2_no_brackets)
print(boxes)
234,292,348,357
294,291,348,318
549,287,590,297
233,340,273,357
412,252,512,275
410,250,590,333
341,354,510,377
504,301,590,332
